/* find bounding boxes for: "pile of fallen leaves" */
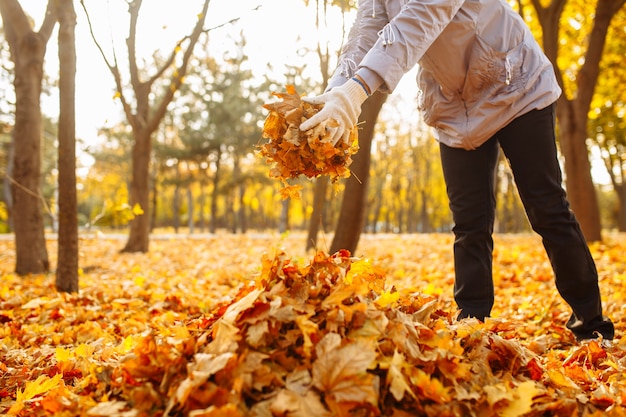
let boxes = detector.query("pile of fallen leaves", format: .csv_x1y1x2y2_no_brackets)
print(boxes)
1,233,626,416
258,85,359,199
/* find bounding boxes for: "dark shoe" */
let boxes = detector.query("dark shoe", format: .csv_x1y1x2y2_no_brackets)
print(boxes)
567,313,614,341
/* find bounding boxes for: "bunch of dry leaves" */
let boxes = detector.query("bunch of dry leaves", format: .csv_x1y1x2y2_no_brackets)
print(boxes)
257,85,359,199
1,233,625,416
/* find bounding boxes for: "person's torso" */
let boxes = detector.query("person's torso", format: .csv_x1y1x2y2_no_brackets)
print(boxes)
381,0,561,148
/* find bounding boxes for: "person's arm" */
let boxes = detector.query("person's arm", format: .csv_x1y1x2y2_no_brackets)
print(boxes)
326,0,388,92
358,0,465,93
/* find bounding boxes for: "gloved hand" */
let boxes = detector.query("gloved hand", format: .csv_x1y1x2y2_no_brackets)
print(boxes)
299,78,369,145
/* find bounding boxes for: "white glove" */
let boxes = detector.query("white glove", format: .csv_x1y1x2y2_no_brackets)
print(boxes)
300,78,369,145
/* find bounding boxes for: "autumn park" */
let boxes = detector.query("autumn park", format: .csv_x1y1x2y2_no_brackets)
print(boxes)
1,0,626,416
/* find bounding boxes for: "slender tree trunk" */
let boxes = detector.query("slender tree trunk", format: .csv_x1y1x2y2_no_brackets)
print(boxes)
331,91,386,254
238,184,247,234
123,129,151,252
557,100,603,241
419,189,431,233
615,184,626,231
173,164,181,233
150,166,158,232
305,176,329,250
3,140,13,230
56,0,78,292
279,199,290,234
233,157,247,233
210,150,221,234
0,0,56,275
199,179,206,232
187,187,194,234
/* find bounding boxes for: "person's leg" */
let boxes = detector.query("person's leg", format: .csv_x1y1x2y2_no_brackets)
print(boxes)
440,139,499,321
497,104,614,340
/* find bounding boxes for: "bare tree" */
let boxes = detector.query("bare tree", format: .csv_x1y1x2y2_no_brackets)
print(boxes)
55,0,78,292
0,0,56,274
81,0,210,252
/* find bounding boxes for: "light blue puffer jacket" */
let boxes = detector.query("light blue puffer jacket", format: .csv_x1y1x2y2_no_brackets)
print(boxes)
327,0,562,150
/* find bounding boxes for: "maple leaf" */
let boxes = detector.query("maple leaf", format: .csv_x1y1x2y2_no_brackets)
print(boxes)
405,366,450,404
8,373,64,415
312,333,378,405
278,183,303,200
270,389,331,417
386,350,417,401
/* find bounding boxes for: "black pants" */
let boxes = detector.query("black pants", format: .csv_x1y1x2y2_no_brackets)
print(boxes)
439,103,614,340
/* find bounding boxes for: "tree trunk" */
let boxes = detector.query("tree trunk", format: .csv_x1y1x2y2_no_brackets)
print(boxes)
331,91,387,254
150,165,158,232
419,189,431,233
187,187,194,234
0,0,56,275
532,0,625,241
617,184,626,232
122,129,151,252
305,176,329,250
3,140,14,231
556,102,602,241
199,179,207,232
279,199,290,234
173,164,181,233
56,0,78,292
210,150,221,234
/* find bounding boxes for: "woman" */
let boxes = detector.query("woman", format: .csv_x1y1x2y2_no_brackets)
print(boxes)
299,0,614,341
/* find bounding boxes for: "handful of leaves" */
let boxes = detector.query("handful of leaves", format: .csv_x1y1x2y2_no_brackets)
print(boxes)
258,85,358,199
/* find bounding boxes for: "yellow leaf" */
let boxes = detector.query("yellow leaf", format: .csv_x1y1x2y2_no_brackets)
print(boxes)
121,335,136,353
387,350,416,401
9,374,63,415
76,343,93,358
132,203,144,216
374,290,400,308
500,381,539,417
345,258,386,293
545,367,578,389
278,184,302,200
407,367,450,404
296,315,319,358
55,346,72,363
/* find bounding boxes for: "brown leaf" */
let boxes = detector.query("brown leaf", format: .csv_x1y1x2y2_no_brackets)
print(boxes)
312,333,378,404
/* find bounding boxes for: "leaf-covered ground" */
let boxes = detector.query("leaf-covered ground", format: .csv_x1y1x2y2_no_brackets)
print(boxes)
1,232,625,416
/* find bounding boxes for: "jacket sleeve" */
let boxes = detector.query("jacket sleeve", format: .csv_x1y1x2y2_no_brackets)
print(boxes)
326,0,389,92
359,0,466,93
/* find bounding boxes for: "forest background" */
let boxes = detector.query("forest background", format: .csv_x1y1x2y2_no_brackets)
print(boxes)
1,0,626,415
0,0,626,280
